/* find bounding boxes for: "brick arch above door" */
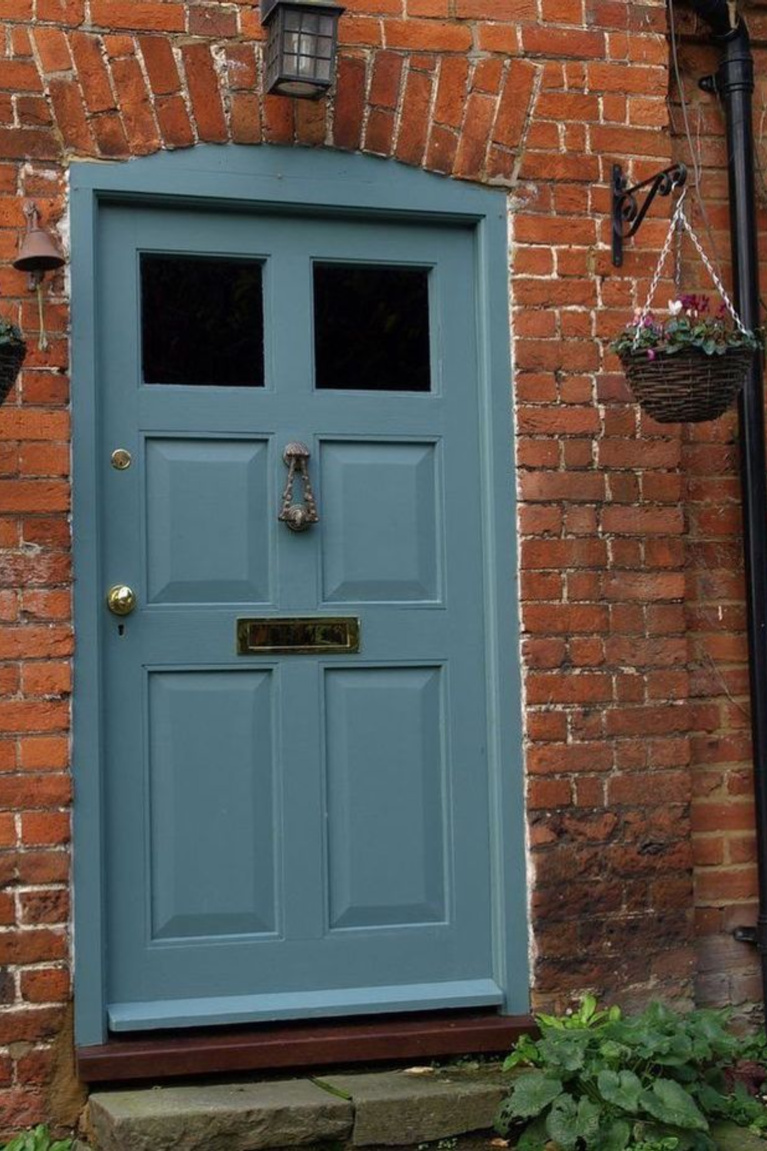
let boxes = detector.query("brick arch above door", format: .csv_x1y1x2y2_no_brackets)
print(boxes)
14,26,538,186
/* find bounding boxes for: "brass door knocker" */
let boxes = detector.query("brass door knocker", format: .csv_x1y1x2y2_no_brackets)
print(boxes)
279,442,319,532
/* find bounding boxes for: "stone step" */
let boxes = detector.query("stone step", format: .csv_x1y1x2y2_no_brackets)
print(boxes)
88,1066,509,1151
87,1070,766,1151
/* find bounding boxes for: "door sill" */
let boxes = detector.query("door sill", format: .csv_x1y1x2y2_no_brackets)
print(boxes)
107,979,504,1032
77,1008,535,1083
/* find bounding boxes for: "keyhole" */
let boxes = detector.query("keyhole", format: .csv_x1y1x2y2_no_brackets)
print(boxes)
118,623,125,637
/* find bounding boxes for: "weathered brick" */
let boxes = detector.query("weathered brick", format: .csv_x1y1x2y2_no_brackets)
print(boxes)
138,34,181,94
188,3,239,37
181,42,227,142
109,53,160,152
333,54,366,150
33,27,73,73
394,64,431,165
90,0,185,32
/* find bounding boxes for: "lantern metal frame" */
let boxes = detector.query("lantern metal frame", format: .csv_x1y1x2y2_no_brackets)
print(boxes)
261,0,345,99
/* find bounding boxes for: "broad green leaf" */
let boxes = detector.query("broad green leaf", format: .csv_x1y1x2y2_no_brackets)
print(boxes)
581,994,598,1023
516,1117,550,1151
502,1033,540,1071
546,1095,601,1151
597,1068,642,1113
507,1071,564,1118
536,1012,562,1030
544,1095,578,1151
693,1083,728,1117
538,1033,588,1072
639,1079,709,1131
494,1096,516,1137
595,1118,630,1151
598,1039,631,1063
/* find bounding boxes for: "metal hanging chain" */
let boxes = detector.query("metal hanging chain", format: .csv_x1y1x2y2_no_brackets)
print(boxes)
682,208,750,335
633,192,687,346
633,189,751,347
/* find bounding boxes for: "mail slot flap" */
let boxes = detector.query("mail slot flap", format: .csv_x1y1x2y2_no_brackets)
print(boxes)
237,617,360,654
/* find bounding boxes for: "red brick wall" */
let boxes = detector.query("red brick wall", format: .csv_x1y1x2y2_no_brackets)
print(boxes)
0,0,762,1134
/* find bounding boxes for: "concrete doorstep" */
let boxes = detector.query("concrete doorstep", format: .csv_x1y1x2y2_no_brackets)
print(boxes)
86,1067,767,1151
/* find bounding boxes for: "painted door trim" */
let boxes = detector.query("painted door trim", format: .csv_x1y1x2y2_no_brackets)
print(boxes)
70,145,528,1047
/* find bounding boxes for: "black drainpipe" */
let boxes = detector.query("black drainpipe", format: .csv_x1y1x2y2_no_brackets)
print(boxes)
687,0,767,1013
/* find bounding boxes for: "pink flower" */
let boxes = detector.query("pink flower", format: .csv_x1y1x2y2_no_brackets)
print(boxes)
647,348,657,361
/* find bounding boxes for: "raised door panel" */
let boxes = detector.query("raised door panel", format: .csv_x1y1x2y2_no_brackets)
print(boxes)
320,441,442,604
148,669,278,940
324,666,447,931
145,438,272,605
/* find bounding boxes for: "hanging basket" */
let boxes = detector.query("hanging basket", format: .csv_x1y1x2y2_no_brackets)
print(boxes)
0,341,26,406
615,189,757,423
620,346,751,423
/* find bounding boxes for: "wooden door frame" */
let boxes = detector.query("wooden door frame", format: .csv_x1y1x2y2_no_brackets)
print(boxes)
70,144,529,1051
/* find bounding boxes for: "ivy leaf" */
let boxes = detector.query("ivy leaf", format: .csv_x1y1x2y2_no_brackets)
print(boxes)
597,1069,642,1113
639,1079,709,1131
505,1071,564,1118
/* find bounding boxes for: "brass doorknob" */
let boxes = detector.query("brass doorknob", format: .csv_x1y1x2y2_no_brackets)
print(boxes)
107,585,137,616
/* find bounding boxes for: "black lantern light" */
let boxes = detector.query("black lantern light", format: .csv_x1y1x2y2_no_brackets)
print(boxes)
261,0,345,99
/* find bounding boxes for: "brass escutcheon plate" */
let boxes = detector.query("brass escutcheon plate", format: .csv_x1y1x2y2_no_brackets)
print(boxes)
237,617,360,655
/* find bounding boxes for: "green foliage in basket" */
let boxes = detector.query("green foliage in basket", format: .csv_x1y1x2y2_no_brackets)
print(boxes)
0,316,25,350
612,295,759,361
495,995,767,1151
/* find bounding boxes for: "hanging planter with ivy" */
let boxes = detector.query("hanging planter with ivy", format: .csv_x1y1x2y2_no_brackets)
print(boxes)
612,192,759,423
0,318,26,406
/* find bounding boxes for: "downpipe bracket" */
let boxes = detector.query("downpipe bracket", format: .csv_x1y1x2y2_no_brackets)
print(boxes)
733,922,767,952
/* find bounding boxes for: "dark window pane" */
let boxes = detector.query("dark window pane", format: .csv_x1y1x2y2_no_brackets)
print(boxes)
314,264,431,391
141,255,264,386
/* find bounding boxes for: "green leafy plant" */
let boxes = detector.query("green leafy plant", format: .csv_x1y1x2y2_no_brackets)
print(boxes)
1,1126,72,1151
495,996,766,1151
0,317,24,350
611,295,759,361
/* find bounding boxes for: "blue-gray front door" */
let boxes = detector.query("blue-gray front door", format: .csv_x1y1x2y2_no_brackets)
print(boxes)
97,198,509,1032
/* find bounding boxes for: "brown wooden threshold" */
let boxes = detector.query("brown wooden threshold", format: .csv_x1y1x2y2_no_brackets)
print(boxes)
77,1009,535,1083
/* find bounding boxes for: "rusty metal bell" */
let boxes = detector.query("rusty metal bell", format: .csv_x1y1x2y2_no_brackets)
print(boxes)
14,201,64,277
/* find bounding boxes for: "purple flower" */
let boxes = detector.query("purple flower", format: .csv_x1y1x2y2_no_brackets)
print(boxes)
647,348,657,360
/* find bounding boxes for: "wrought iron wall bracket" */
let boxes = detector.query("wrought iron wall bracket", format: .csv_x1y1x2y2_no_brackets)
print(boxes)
612,162,688,267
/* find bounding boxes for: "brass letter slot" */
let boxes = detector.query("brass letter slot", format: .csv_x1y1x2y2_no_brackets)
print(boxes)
237,617,360,655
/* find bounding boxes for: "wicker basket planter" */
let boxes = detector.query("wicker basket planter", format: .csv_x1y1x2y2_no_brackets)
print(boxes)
619,347,752,423
0,340,26,406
